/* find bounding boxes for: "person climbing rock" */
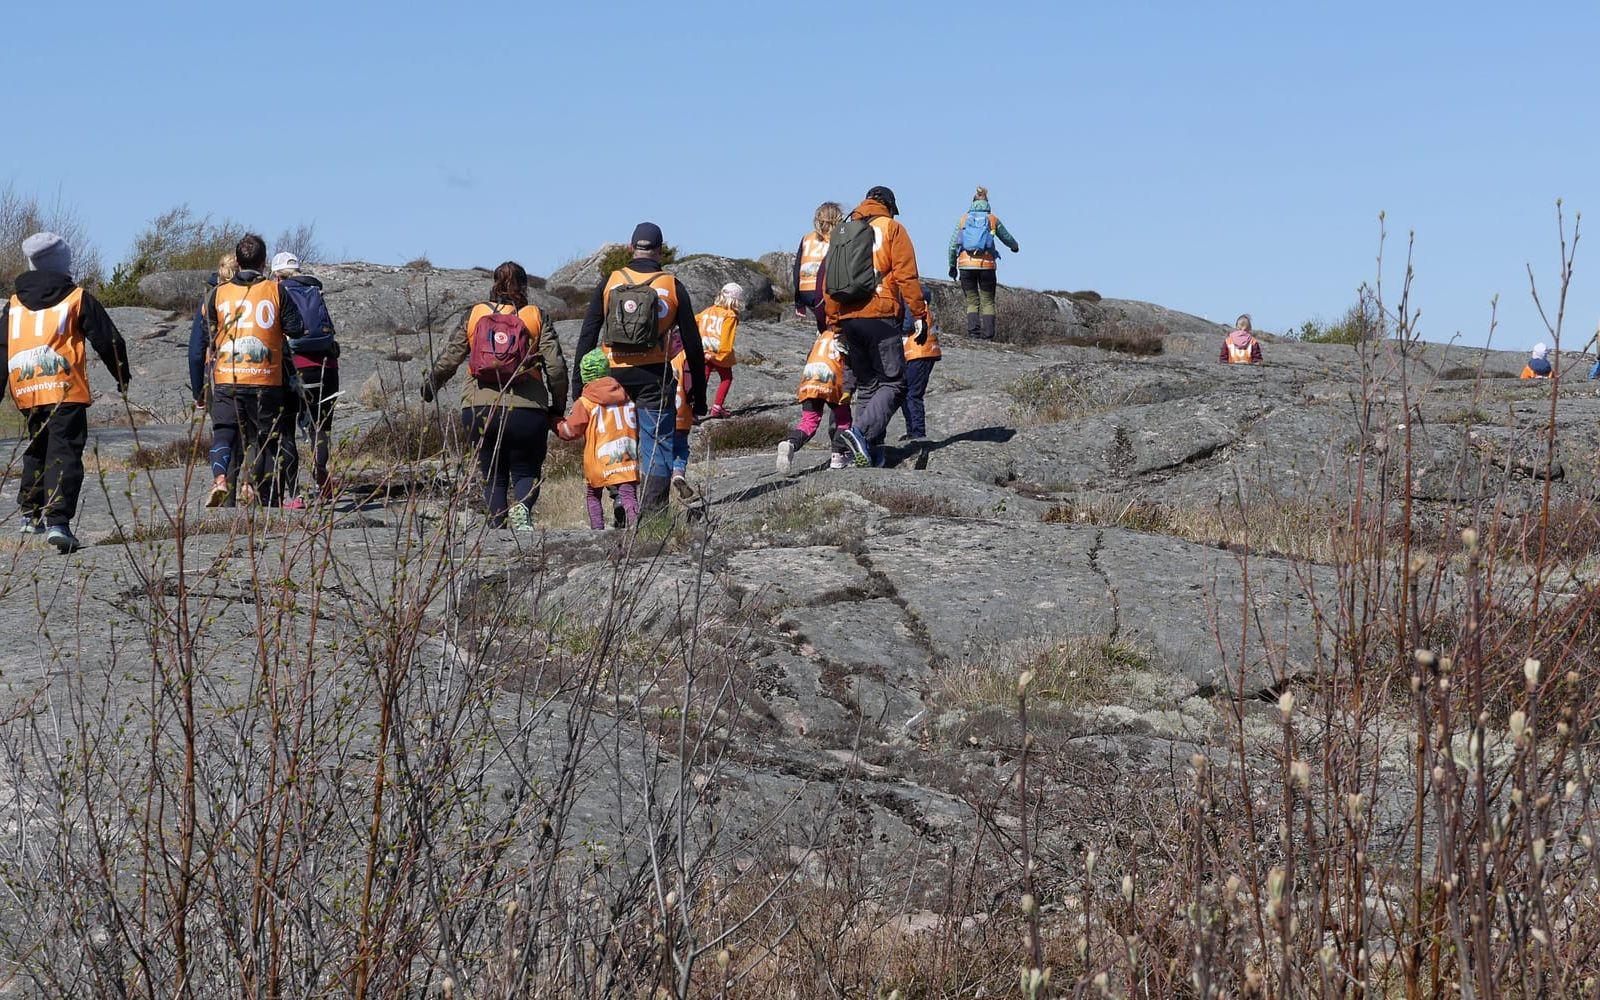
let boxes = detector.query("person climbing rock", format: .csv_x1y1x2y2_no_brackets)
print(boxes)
0,232,131,553
699,282,744,419
1521,342,1554,380
271,252,341,507
947,186,1020,340
824,186,930,467
899,280,941,441
558,349,640,530
202,233,304,509
1220,315,1264,365
793,202,843,332
421,261,567,532
776,325,852,475
570,222,707,513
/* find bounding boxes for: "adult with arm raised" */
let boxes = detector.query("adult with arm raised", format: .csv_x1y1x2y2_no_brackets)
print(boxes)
569,222,706,513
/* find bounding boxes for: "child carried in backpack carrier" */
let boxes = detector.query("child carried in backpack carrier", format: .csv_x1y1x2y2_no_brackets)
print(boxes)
775,326,853,476
698,283,744,419
557,350,640,529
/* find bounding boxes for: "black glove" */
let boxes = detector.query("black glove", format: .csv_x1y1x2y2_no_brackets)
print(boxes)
419,377,436,403
948,266,958,281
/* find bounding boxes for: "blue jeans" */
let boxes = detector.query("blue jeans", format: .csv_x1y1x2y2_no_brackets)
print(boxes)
671,428,690,475
1590,358,1600,380
901,357,936,437
636,404,674,481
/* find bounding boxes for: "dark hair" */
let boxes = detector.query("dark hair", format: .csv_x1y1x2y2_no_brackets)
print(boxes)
491,261,528,308
235,233,267,271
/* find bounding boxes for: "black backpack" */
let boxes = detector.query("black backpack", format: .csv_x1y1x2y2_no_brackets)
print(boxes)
823,215,879,303
604,270,667,352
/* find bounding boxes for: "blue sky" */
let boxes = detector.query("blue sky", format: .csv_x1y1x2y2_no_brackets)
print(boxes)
8,1,1597,349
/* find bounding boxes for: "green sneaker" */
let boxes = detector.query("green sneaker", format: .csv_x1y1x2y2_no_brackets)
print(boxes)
506,503,536,533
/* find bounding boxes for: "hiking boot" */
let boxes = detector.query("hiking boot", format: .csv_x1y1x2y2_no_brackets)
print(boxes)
980,314,997,341
506,503,536,533
18,517,44,536
835,428,871,468
205,475,230,508
671,473,696,502
829,452,849,470
775,441,796,477
46,525,82,554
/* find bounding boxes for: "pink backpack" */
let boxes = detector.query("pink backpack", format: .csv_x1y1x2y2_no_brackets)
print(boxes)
468,305,535,385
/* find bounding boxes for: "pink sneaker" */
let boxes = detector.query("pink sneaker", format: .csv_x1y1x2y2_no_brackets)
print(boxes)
829,453,849,470
282,497,308,511
709,405,729,419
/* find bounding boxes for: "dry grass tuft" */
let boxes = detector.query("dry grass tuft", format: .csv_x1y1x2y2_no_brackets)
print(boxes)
702,414,791,453
860,487,967,519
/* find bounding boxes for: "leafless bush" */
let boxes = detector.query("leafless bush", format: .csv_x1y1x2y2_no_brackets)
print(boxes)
273,221,324,264
0,183,105,288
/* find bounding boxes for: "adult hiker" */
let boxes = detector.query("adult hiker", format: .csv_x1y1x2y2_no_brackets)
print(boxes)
824,185,931,467
793,201,843,331
946,186,1020,340
570,222,707,512
1521,342,1553,380
189,253,243,501
1220,315,1264,365
271,252,340,507
202,234,303,508
421,261,567,532
1,232,132,552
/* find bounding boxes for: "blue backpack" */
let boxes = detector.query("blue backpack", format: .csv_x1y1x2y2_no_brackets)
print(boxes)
279,277,337,354
960,211,996,255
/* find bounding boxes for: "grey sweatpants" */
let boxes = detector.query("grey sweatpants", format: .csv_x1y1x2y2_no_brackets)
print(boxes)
838,317,906,448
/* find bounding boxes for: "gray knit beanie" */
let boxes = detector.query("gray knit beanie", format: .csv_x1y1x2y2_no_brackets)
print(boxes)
22,232,72,275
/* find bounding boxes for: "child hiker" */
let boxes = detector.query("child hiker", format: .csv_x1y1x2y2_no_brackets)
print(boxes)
698,282,744,419
899,280,940,441
669,333,696,500
558,349,640,529
775,325,853,476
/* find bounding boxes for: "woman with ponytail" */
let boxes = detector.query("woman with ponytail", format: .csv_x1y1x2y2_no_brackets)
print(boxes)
947,185,1020,340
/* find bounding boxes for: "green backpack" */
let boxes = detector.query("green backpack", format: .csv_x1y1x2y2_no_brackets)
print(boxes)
823,215,879,303
604,269,666,352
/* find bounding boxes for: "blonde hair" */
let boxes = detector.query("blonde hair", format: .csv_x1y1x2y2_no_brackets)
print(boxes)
812,202,844,239
1235,314,1252,332
974,186,989,202
217,253,238,282
715,282,746,313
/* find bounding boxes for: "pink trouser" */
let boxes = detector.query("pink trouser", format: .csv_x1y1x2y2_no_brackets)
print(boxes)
585,482,638,529
792,399,852,447
706,362,733,409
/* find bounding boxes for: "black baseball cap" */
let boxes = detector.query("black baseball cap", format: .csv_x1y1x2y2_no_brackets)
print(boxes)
865,186,899,217
631,222,664,250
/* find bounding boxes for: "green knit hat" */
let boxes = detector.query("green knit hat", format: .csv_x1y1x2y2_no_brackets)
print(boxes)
579,348,610,384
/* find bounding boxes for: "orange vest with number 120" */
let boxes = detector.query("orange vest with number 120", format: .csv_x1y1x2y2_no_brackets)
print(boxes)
212,281,286,387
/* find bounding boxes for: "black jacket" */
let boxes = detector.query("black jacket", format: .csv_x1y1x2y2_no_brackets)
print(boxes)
572,258,706,413
0,270,131,401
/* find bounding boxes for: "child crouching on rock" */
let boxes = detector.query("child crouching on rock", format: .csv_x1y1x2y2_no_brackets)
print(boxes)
775,326,853,476
558,350,640,529
698,283,744,419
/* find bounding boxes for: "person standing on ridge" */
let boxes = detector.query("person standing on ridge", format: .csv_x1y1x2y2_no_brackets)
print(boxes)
1521,342,1554,380
823,186,930,467
202,234,303,509
947,185,1020,340
1,232,132,553
793,202,843,331
570,223,707,513
1220,314,1264,365
271,252,340,507
422,261,567,532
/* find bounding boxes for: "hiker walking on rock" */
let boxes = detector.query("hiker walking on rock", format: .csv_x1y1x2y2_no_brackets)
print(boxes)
271,252,340,506
570,223,707,512
422,261,567,532
1,232,131,553
203,234,303,508
824,186,931,467
1220,315,1263,365
947,186,1020,340
793,202,843,331
1521,342,1553,380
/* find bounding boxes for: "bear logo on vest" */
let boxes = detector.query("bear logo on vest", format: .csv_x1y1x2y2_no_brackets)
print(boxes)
802,362,835,383
218,336,271,363
9,345,72,380
597,437,638,465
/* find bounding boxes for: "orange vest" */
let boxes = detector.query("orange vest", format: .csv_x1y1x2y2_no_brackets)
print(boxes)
670,350,694,430
212,280,285,387
797,328,847,404
903,322,942,362
7,288,92,408
698,305,739,367
797,231,829,293
956,214,1001,270
1226,337,1258,365
577,395,640,488
602,267,678,367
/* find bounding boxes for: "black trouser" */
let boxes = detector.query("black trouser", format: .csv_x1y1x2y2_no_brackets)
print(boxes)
463,406,548,526
837,317,906,448
959,268,998,338
212,386,291,506
19,402,88,526
281,365,339,495
794,290,826,332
